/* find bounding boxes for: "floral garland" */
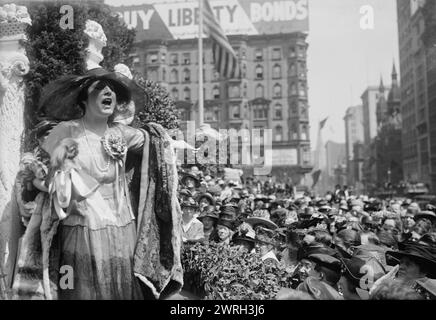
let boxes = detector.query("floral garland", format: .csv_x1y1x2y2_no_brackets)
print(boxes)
182,242,295,300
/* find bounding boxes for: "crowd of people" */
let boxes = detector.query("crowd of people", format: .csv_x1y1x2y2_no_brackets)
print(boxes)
177,166,436,300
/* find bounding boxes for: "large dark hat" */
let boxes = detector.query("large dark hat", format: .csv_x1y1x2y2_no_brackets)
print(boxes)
385,241,436,278
39,68,135,121
197,192,215,206
180,196,198,208
255,194,270,202
230,193,241,201
298,243,337,261
307,253,342,274
217,217,235,230
181,172,201,188
232,222,257,244
245,209,278,230
297,277,343,300
198,205,219,221
414,210,436,222
255,226,279,246
341,254,387,299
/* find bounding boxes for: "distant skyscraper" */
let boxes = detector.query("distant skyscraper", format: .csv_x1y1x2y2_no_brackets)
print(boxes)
344,105,364,186
397,0,430,185
361,87,381,146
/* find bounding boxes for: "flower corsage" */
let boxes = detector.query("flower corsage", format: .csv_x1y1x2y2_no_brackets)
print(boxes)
101,131,127,166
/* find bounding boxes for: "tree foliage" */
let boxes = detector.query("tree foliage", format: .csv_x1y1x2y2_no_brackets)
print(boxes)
182,242,294,300
19,0,136,149
132,77,180,130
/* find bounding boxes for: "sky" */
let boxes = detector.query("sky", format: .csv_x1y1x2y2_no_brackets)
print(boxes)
104,0,400,148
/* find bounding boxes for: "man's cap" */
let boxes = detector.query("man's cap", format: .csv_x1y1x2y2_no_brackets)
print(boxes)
307,253,342,273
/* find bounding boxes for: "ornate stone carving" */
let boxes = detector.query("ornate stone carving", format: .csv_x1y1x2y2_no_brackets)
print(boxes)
84,20,107,70
0,3,31,280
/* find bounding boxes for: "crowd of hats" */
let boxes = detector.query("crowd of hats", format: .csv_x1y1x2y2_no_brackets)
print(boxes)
177,167,436,299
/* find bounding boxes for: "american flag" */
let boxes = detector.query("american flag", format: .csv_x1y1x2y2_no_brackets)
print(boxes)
203,0,240,79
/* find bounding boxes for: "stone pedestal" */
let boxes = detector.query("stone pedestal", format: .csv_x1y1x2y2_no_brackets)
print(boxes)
0,9,31,294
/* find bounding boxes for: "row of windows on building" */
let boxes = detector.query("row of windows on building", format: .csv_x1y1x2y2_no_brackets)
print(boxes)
168,81,307,102
147,62,306,84
146,45,307,66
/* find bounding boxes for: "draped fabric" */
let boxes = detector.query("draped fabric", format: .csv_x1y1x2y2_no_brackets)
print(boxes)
132,122,184,300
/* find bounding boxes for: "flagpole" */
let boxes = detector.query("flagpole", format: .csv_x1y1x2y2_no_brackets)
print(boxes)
198,0,204,126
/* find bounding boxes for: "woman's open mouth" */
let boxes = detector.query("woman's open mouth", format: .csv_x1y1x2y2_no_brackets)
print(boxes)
101,98,113,107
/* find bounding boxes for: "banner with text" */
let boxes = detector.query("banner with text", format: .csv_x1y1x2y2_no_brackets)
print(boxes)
111,0,309,42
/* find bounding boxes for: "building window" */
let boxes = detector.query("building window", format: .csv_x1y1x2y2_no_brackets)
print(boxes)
289,63,296,75
241,49,246,59
243,83,247,98
172,88,179,100
273,64,281,78
301,125,308,140
234,47,240,59
273,84,282,98
274,104,283,120
300,104,308,117
170,69,178,83
242,64,247,78
290,101,298,114
255,49,263,61
161,52,166,63
149,52,158,64
183,53,190,65
291,124,298,140
298,45,305,58
289,47,296,58
229,85,240,98
205,109,217,121
255,65,263,79
213,86,220,99
255,84,264,98
184,87,191,101
299,81,306,96
183,69,191,82
231,104,241,119
213,70,220,81
290,82,297,95
253,106,267,120
148,69,158,81
170,53,178,65
162,68,166,82
274,126,283,141
302,148,311,164
272,48,281,60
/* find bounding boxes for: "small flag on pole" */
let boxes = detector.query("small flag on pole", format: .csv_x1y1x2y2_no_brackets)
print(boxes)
319,117,328,130
203,0,240,79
